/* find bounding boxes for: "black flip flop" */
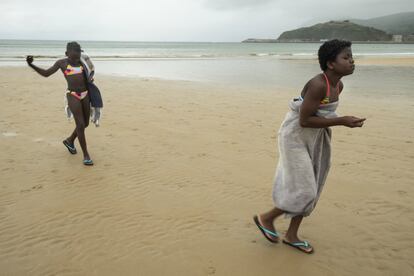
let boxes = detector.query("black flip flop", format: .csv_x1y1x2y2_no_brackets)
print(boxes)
282,240,314,254
253,215,280,243
63,140,77,154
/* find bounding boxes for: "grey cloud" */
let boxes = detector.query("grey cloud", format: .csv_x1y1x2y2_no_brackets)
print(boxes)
0,0,413,41
203,0,276,10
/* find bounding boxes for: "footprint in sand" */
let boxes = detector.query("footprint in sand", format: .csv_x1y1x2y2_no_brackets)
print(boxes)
334,202,346,208
397,190,407,196
21,184,43,193
206,266,216,275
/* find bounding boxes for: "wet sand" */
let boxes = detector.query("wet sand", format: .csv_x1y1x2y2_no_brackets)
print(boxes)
0,64,413,275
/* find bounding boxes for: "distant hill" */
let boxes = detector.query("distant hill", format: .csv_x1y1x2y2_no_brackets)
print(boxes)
350,12,414,35
242,38,278,43
277,21,392,42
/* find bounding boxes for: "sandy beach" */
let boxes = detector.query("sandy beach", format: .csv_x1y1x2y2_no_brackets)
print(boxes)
0,62,413,275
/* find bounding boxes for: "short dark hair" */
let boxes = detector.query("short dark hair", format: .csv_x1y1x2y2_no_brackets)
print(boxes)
66,41,82,51
318,39,352,71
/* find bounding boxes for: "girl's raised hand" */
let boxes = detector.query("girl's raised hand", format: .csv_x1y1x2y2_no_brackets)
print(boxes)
26,55,34,65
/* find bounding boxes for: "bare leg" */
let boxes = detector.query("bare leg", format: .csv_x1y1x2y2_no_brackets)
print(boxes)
284,215,313,253
67,94,91,160
66,128,77,145
81,94,90,129
285,215,303,241
257,207,285,241
66,93,91,145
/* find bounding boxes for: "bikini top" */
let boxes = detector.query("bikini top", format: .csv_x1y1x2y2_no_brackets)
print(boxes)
320,73,339,105
298,73,340,105
64,64,84,76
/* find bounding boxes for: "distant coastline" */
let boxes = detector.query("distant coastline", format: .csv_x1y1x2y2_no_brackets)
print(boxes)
243,12,414,44
242,39,414,44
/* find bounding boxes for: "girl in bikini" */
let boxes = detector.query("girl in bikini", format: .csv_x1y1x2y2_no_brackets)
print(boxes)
254,39,366,254
27,42,93,166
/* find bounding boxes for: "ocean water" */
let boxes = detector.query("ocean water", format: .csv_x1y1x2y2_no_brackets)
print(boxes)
1,39,413,92
2,40,414,60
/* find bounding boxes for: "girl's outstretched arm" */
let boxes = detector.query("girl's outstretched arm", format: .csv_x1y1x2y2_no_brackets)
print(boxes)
26,56,60,77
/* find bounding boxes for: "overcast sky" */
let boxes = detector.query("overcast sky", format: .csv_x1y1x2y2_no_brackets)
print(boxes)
0,0,412,41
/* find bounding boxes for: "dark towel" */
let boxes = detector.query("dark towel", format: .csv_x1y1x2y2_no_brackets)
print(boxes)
88,82,103,108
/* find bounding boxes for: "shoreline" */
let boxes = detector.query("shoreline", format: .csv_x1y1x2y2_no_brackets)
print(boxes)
2,56,412,85
1,55,413,67
243,40,414,44
2,38,414,44
2,54,414,60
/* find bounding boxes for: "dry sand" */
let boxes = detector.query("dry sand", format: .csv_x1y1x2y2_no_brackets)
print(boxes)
0,64,413,275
